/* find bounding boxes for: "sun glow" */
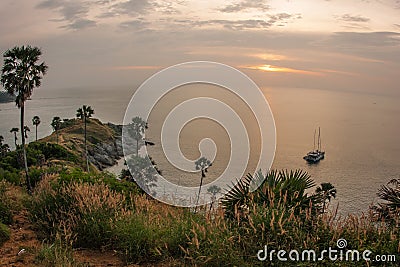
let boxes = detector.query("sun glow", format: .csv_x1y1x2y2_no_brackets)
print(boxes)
243,64,321,76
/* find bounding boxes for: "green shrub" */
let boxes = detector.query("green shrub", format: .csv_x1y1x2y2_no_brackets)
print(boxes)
35,242,80,267
0,167,21,185
0,222,10,246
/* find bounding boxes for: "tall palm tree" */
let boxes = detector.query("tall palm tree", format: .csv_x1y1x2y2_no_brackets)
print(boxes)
32,115,40,141
76,105,94,172
1,45,48,193
315,182,337,213
194,157,212,208
10,127,19,147
51,116,61,144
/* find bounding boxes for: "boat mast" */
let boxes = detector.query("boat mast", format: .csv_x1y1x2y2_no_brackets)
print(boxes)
313,129,316,151
318,127,321,151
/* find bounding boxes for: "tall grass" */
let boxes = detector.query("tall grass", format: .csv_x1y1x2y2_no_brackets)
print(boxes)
27,172,399,266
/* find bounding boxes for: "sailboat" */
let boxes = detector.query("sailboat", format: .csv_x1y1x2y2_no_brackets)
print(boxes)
303,127,325,163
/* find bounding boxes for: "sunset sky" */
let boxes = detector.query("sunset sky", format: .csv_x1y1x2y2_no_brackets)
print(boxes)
0,0,399,95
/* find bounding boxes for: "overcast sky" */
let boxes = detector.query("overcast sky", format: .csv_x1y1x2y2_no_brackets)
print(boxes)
0,0,399,95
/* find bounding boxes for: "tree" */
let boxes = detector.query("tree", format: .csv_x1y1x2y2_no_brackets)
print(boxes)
194,157,212,208
130,116,147,156
0,136,10,157
125,155,158,196
23,125,30,140
32,115,40,141
51,117,61,144
76,105,94,172
1,45,48,193
315,182,337,213
207,185,221,210
221,170,318,219
10,127,19,147
372,179,400,224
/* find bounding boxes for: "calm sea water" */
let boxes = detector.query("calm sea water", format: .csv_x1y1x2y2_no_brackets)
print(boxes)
0,86,399,214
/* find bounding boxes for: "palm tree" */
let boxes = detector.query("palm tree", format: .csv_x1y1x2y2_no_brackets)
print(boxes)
0,136,10,157
76,105,94,172
51,116,61,144
315,182,337,213
221,169,318,219
32,115,40,141
1,45,48,193
372,179,400,223
23,126,30,140
10,127,19,147
194,157,212,208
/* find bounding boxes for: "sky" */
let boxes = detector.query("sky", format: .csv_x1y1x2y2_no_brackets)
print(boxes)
0,0,399,96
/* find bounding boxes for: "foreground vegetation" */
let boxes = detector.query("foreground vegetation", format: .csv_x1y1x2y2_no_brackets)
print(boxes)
0,160,399,266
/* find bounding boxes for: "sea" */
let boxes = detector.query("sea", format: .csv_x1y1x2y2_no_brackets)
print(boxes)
0,85,399,215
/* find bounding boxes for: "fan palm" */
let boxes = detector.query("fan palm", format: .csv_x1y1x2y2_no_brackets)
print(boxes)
372,179,400,223
51,117,61,144
10,127,19,147
315,182,337,213
76,105,94,172
32,115,40,141
1,45,48,193
23,125,30,139
194,157,212,208
222,169,318,219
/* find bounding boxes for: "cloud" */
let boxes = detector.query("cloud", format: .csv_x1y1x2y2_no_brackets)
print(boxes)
119,19,150,29
36,0,97,30
330,31,400,47
173,13,301,30
338,14,370,23
101,0,152,17
110,65,162,70
241,64,322,76
62,19,97,30
219,0,270,13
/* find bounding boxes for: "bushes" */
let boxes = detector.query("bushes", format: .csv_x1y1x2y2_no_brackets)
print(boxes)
27,170,400,266
0,181,13,225
0,222,10,246
29,174,129,246
29,173,197,264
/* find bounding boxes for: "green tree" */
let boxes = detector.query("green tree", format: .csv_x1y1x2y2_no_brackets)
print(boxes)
76,105,94,172
23,125,30,140
1,45,48,193
315,182,337,213
0,136,10,157
51,117,61,144
207,185,221,210
125,155,158,196
130,116,147,156
194,157,212,208
221,169,318,219
10,128,18,147
372,179,400,224
32,115,40,141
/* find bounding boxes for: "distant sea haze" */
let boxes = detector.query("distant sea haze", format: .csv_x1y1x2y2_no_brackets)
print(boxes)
0,86,398,215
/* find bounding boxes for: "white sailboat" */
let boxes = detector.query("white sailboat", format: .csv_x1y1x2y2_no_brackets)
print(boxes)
303,127,325,163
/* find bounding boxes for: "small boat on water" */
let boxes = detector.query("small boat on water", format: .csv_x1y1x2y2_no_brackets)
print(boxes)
303,127,325,164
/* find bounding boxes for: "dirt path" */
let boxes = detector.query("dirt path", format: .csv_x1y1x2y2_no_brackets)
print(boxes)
0,210,40,267
0,209,126,266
